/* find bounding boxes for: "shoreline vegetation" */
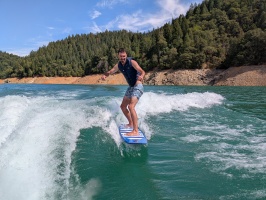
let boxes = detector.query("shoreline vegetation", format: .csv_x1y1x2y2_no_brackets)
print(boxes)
1,0,266,86
1,65,265,86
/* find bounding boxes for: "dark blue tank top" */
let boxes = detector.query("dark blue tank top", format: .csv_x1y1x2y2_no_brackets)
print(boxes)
118,57,139,87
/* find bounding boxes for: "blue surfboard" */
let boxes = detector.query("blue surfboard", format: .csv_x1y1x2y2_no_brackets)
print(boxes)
118,124,147,144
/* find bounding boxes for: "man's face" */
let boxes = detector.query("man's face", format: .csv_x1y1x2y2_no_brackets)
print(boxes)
118,52,127,64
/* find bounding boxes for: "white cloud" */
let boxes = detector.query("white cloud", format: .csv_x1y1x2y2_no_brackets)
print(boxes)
90,10,102,19
85,0,189,33
115,10,147,32
62,27,72,34
83,18,119,33
92,22,102,33
112,0,190,32
6,48,34,57
47,26,55,30
96,0,129,8
104,17,119,30
157,0,188,18
83,22,102,33
88,0,192,33
10,39,50,56
6,40,49,57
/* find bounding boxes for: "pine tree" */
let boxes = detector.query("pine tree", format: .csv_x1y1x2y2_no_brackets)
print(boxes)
172,19,183,49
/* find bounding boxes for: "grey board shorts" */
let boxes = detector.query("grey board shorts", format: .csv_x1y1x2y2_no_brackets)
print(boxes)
124,84,144,100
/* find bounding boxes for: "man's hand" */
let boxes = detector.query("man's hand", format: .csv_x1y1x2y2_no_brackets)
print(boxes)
137,75,144,82
101,75,107,80
101,72,109,80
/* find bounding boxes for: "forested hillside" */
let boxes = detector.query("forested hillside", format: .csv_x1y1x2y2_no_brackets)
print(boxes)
0,0,266,79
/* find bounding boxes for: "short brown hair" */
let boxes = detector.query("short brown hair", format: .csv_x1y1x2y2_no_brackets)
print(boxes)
118,48,126,54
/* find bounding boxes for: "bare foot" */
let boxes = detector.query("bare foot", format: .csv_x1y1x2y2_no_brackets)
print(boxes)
125,130,140,136
123,124,133,129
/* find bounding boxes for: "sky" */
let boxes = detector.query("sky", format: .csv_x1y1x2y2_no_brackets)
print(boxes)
0,0,203,57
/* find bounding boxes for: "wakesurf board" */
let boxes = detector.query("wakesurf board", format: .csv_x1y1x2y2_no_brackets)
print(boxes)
118,124,147,144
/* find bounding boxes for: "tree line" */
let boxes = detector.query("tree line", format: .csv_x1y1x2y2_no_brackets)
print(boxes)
0,0,266,79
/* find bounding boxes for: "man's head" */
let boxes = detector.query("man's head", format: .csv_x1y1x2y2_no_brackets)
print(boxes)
118,48,127,65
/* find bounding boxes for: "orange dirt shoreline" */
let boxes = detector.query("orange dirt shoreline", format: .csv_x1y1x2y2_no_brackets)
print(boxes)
1,65,265,86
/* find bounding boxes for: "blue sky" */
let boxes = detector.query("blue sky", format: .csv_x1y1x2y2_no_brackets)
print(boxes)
0,0,202,56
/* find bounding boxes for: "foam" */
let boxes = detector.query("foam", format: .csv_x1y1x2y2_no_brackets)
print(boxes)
103,91,224,143
133,91,223,139
0,95,109,200
183,122,266,177
137,91,224,115
0,90,225,199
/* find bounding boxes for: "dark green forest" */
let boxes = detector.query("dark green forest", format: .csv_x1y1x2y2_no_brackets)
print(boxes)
0,0,266,79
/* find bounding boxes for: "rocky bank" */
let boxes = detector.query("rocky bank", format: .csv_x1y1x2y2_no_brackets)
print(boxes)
1,65,265,86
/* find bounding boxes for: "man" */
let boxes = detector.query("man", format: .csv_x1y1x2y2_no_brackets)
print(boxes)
101,48,145,136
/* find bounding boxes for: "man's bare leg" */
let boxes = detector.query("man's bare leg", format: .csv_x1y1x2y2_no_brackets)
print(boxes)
124,97,139,136
120,96,133,128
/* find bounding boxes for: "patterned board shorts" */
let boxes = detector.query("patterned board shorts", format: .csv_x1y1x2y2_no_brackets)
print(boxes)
124,84,144,100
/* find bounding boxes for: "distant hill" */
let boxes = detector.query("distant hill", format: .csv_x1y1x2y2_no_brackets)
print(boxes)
1,0,266,79
0,52,21,79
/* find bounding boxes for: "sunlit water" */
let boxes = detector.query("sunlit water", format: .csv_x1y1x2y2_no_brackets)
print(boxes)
0,84,265,200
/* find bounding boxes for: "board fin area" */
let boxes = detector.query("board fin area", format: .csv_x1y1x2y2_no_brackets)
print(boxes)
118,124,147,144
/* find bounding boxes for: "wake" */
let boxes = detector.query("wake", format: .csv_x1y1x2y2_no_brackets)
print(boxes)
0,91,224,200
